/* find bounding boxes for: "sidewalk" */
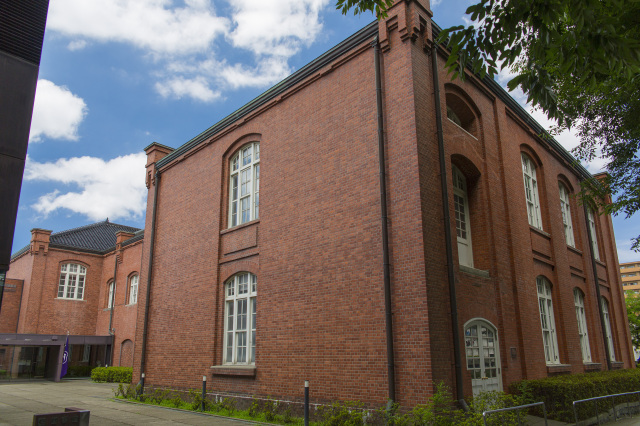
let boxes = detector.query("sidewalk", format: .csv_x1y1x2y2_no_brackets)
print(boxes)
0,379,254,425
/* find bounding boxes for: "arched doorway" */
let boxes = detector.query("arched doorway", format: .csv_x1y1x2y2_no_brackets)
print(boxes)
464,319,502,396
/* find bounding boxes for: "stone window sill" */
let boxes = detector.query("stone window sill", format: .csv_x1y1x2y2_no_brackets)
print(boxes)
568,245,582,256
460,265,490,278
583,362,601,372
547,364,572,374
530,226,551,239
211,365,256,377
220,219,260,235
611,361,624,370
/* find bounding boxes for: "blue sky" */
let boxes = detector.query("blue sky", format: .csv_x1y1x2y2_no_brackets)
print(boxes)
13,0,639,262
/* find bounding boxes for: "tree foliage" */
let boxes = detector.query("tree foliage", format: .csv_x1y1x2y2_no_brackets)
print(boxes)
625,294,640,350
337,0,640,250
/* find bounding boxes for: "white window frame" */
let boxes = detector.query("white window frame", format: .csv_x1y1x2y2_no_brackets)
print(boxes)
57,263,87,300
537,276,560,365
573,289,591,362
452,166,473,267
521,153,543,230
559,183,576,247
228,142,260,228
223,272,257,365
107,280,115,308
587,208,601,261
601,297,616,361
129,275,139,304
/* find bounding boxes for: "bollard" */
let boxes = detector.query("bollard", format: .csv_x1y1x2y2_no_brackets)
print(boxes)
304,380,309,426
202,375,207,411
139,373,145,400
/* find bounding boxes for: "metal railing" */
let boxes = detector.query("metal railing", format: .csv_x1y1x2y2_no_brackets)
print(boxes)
573,391,640,425
482,401,547,426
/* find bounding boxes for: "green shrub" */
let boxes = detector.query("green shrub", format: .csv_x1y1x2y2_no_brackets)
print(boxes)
90,366,132,383
68,365,93,377
510,368,640,422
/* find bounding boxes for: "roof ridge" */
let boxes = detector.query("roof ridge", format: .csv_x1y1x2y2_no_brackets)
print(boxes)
51,220,140,237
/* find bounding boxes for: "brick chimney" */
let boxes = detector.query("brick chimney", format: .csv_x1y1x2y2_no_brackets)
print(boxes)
30,228,51,256
144,142,174,189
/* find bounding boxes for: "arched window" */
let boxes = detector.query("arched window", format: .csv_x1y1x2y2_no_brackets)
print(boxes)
536,276,559,364
128,275,139,304
587,207,601,261
107,280,115,308
522,153,542,229
601,297,615,361
58,263,86,300
224,272,257,365
229,142,260,227
559,183,575,247
453,165,473,267
573,289,591,362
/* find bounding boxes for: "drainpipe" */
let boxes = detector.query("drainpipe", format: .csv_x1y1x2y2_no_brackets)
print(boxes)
107,252,118,366
139,172,160,390
580,187,612,370
431,44,465,405
373,36,396,404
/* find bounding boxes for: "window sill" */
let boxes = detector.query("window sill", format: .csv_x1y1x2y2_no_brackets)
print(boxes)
595,259,607,267
530,226,551,239
459,265,490,278
583,362,601,372
55,298,86,302
221,219,260,235
567,245,582,256
547,364,572,374
211,365,256,377
611,361,624,370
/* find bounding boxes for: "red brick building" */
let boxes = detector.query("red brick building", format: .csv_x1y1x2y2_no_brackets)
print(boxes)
130,0,633,409
1,220,142,380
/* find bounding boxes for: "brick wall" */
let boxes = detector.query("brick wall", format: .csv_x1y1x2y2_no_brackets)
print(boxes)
132,0,632,408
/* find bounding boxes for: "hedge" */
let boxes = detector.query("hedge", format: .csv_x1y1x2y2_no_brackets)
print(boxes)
91,366,132,383
510,368,640,422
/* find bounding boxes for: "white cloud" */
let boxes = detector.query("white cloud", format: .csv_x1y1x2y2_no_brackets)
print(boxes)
155,76,221,102
228,0,328,57
29,79,87,142
67,40,87,51
24,153,147,221
46,0,331,101
221,57,291,89
48,0,229,56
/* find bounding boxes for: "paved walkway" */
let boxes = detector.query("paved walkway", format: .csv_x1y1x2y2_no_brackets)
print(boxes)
2,379,640,425
0,379,255,425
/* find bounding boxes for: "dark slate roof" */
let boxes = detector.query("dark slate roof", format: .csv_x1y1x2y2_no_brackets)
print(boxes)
49,220,141,253
11,220,143,260
122,229,144,247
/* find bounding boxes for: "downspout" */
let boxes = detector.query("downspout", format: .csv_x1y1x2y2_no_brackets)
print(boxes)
431,44,465,405
373,36,396,404
107,253,118,366
139,172,160,389
580,185,612,370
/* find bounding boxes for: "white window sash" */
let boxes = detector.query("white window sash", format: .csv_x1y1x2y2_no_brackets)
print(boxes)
223,273,257,365
588,208,601,261
537,277,559,364
522,154,543,230
229,143,260,227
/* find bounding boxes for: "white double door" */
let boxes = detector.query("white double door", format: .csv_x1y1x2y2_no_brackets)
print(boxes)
464,320,502,396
